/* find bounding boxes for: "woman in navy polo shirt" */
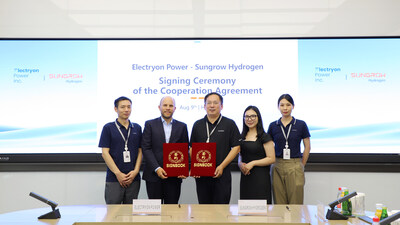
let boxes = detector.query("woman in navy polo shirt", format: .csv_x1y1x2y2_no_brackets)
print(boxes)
267,94,311,204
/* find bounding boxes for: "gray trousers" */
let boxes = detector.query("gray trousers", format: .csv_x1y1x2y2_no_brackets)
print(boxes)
105,180,140,204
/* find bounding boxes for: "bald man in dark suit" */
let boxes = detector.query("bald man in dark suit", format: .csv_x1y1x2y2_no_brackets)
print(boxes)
141,96,189,204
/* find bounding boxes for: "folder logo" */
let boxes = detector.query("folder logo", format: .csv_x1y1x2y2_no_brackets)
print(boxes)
168,150,184,164
196,150,212,163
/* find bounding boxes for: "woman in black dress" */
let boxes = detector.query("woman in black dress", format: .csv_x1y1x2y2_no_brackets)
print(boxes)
238,106,275,203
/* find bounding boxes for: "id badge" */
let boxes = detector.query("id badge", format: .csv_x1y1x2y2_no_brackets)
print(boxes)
123,151,131,163
283,148,290,160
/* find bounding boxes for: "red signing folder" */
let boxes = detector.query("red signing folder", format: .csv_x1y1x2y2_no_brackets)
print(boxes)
190,142,216,177
163,143,189,177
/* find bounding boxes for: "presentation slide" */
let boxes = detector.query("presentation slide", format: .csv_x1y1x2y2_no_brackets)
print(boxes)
0,38,399,156
0,40,97,154
298,39,400,153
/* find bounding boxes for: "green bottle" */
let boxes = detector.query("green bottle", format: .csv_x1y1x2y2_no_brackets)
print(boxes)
381,206,389,222
342,198,348,215
342,189,352,216
381,206,388,219
348,196,352,216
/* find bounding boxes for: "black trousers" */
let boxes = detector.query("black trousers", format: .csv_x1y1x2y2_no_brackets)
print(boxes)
145,177,182,204
195,171,232,204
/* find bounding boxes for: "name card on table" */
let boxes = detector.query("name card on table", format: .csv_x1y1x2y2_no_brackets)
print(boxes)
132,199,161,215
238,200,267,215
163,143,189,177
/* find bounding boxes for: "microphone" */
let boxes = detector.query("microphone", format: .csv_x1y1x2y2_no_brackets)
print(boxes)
29,192,61,219
328,191,357,209
29,192,58,209
326,191,358,220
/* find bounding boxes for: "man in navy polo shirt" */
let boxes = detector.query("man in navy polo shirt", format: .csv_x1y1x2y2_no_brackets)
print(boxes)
99,96,143,204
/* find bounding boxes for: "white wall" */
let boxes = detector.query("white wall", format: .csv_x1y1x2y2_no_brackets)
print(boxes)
1,0,400,38
1,0,399,215
1,171,399,214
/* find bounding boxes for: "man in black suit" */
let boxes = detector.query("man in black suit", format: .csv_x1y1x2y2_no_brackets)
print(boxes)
141,96,189,204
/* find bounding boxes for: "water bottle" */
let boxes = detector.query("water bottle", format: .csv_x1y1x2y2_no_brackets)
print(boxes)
336,187,343,212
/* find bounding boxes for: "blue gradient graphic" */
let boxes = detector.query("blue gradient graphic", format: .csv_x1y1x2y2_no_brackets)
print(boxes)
311,123,400,149
0,40,98,153
298,39,400,153
0,123,96,151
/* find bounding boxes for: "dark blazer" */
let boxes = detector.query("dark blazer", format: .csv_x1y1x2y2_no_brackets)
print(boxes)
142,117,189,182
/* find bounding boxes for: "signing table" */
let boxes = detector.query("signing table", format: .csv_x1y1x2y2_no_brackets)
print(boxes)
0,204,371,225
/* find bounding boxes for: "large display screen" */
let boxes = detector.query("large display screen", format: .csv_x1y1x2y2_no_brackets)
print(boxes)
0,38,399,163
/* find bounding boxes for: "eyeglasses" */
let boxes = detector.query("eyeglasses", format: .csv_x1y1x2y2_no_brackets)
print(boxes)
244,115,257,120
